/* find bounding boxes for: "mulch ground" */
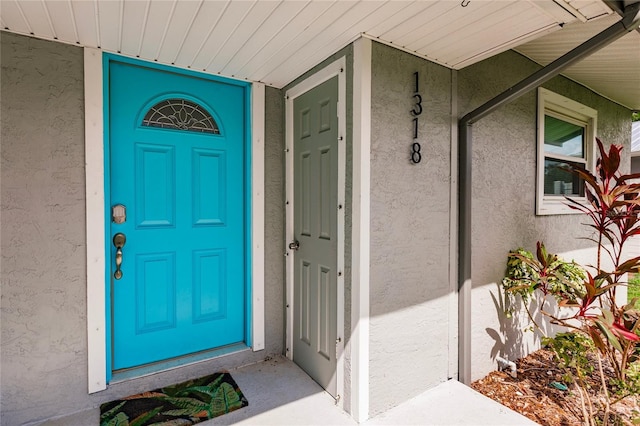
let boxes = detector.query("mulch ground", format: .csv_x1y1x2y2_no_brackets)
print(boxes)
471,349,639,425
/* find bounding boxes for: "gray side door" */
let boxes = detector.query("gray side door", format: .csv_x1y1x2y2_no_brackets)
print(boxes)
292,75,339,397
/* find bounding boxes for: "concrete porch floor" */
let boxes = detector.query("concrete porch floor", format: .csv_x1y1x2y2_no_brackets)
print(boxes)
44,356,538,425
211,356,538,426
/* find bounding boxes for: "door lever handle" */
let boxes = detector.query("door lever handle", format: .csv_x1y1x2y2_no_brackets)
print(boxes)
288,240,300,251
113,233,126,280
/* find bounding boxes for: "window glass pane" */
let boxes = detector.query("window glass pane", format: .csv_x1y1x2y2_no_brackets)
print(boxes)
544,158,585,196
142,98,220,134
544,115,584,158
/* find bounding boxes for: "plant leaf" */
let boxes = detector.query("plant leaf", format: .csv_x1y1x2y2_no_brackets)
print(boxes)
611,322,640,342
595,319,624,353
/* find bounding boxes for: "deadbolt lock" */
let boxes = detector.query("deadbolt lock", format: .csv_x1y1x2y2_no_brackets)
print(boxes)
112,204,126,224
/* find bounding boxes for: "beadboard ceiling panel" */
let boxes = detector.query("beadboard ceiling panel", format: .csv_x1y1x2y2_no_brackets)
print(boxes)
1,0,636,109
70,1,99,47
226,1,336,81
153,1,203,65
3,1,30,35
218,0,313,77
405,1,559,67
515,13,640,110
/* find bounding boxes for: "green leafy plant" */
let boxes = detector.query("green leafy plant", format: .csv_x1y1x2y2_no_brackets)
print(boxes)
543,333,596,424
502,245,586,313
502,139,640,425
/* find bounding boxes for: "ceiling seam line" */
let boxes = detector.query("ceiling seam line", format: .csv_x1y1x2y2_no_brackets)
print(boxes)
67,0,80,44
186,0,230,68
170,0,204,66
220,0,285,74
136,0,152,58
41,0,57,39
154,0,177,61
236,0,312,76
204,1,259,71
117,0,123,53
94,0,101,48
14,0,33,35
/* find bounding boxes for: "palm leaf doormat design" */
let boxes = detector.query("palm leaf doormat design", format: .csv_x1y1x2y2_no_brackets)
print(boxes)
100,372,248,426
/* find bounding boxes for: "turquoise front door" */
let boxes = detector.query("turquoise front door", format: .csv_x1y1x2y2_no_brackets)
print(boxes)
108,58,248,370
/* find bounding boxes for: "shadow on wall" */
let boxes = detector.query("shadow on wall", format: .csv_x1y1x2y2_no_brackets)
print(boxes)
486,283,564,364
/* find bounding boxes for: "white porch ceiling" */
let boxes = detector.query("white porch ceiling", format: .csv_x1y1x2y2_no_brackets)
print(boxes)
0,0,637,109
515,13,640,110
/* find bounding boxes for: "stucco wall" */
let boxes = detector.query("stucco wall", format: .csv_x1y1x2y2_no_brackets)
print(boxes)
0,32,285,425
368,42,454,416
1,31,88,424
457,50,632,381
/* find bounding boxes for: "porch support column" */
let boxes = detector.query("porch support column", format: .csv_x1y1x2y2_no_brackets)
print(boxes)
352,36,372,423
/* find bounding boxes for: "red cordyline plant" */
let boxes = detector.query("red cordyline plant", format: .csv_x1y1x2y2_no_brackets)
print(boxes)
562,139,640,383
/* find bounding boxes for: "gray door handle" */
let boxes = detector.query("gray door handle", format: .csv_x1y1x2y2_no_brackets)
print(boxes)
113,233,126,279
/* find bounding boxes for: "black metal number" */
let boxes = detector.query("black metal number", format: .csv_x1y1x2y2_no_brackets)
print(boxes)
411,72,422,164
411,142,422,164
411,94,423,116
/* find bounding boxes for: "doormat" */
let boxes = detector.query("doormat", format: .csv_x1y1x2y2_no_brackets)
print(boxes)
99,372,248,426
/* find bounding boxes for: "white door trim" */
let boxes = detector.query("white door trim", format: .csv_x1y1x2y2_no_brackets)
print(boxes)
84,49,266,393
351,37,371,423
285,57,346,407
251,83,266,352
85,47,107,394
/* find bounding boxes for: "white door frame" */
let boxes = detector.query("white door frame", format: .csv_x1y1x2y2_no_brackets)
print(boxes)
285,57,346,407
84,48,265,393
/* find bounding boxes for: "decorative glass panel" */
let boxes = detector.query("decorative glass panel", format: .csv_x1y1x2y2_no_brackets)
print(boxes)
142,99,220,134
544,115,584,157
544,158,585,196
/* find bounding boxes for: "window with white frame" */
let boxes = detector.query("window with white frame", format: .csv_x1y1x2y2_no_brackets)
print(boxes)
536,88,597,215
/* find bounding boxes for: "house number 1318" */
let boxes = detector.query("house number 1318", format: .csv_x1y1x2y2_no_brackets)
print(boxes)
410,71,422,164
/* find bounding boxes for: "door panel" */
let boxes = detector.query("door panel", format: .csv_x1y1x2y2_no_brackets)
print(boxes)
292,76,338,397
109,60,246,370
135,144,175,227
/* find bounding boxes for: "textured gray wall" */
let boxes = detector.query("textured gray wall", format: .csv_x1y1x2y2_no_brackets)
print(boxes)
1,32,88,423
263,86,286,360
457,50,632,381
0,32,285,425
368,42,453,416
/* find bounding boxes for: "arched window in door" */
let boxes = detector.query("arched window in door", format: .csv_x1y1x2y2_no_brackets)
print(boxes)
142,98,220,134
